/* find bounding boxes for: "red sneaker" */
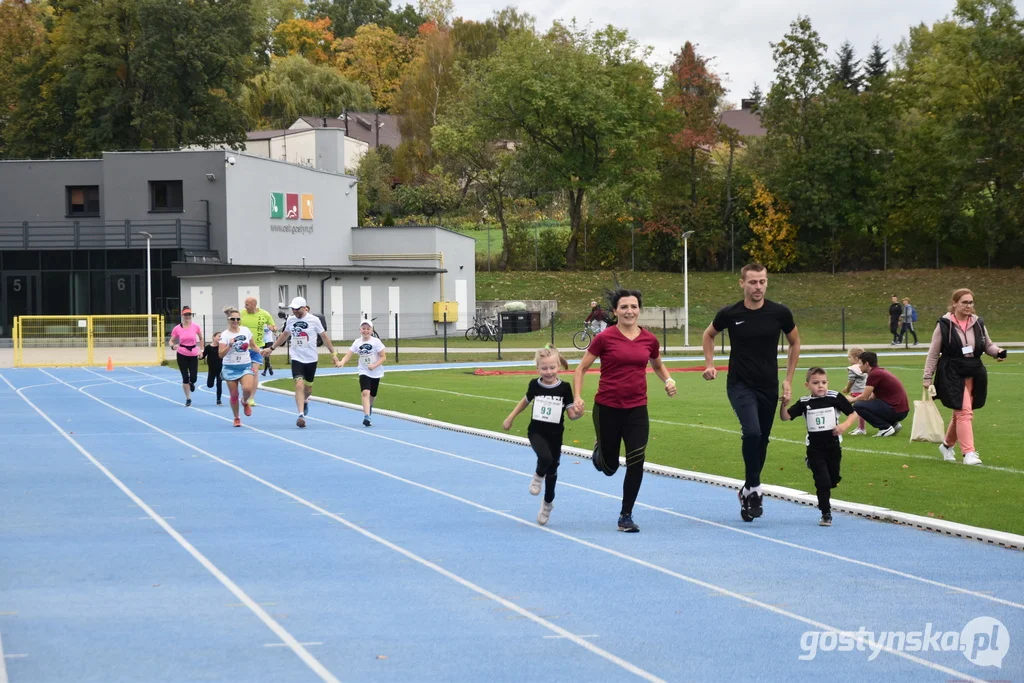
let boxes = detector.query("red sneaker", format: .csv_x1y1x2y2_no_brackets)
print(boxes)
233,417,241,427
243,402,252,417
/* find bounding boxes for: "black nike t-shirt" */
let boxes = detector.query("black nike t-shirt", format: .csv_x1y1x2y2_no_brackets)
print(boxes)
712,299,795,389
525,378,575,437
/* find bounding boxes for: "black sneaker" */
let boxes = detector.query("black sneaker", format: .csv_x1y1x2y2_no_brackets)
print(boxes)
591,445,603,472
739,490,752,522
747,491,763,519
819,512,833,527
185,398,192,407
216,400,223,405
303,401,309,416
189,383,195,392
363,416,371,427
617,513,640,533
268,367,274,375
261,370,267,376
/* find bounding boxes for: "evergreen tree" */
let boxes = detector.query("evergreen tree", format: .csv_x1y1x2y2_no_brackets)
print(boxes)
833,40,862,92
864,39,889,87
748,82,763,110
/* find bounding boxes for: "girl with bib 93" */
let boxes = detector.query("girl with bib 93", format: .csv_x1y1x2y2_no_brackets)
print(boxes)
503,346,581,526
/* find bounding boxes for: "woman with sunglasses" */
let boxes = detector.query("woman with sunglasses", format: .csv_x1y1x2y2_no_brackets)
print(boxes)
922,289,1007,466
218,306,257,427
169,306,203,407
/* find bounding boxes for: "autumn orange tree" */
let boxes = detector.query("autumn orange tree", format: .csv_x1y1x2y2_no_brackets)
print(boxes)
335,23,417,114
272,18,335,64
744,179,798,271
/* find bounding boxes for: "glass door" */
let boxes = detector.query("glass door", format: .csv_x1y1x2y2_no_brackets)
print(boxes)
107,271,143,315
3,272,39,337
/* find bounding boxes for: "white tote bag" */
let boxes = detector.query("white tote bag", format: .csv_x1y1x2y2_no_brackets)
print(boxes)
911,390,945,443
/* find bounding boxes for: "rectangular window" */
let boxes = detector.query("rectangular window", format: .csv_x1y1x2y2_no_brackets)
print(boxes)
66,186,100,217
278,285,289,307
296,284,307,301
149,180,184,212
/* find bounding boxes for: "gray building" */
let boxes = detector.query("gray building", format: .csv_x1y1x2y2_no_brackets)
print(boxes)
0,150,475,341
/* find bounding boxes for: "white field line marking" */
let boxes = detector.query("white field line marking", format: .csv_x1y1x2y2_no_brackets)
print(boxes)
130,369,1024,611
68,371,665,683
121,375,987,681
12,372,341,683
376,380,1024,475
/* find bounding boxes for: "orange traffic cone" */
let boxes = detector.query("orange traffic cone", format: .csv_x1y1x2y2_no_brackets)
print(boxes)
106,356,114,371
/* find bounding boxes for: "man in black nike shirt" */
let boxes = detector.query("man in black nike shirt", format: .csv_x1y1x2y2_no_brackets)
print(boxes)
888,294,902,345
701,263,801,522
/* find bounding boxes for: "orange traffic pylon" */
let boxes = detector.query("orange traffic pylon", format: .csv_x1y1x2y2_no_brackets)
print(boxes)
106,356,114,371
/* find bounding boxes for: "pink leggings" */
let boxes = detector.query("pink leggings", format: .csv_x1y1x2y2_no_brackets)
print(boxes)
850,392,866,429
944,377,975,454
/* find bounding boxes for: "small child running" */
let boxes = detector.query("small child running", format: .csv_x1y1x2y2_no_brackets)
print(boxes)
842,346,868,435
336,319,386,426
502,346,582,526
780,367,858,526
202,331,223,405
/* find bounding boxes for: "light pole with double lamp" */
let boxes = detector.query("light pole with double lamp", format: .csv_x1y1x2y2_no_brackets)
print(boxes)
681,230,694,347
137,231,153,347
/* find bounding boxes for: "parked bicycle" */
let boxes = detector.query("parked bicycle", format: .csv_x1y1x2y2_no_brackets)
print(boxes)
465,316,504,342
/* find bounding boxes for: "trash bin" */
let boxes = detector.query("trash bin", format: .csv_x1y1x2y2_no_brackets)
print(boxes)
529,311,541,331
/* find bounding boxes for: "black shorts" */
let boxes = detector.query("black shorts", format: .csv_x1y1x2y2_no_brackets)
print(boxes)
359,375,381,396
291,360,318,384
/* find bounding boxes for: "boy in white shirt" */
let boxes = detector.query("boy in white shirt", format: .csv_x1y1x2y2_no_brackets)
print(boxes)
336,319,387,426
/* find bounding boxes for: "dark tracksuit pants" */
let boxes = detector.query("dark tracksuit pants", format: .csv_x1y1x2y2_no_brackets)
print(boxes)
727,382,778,490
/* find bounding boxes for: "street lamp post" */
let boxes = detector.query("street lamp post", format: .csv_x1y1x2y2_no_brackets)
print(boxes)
681,230,695,347
138,231,153,347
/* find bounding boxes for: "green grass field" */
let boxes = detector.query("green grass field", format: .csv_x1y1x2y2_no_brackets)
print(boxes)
270,353,1024,536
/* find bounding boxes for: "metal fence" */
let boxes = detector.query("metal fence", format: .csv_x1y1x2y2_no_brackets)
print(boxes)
0,219,209,250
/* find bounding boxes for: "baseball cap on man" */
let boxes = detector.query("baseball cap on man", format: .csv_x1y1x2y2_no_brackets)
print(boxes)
289,297,307,310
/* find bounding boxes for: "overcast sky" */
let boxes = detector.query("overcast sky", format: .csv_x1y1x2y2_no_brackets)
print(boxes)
450,0,1023,106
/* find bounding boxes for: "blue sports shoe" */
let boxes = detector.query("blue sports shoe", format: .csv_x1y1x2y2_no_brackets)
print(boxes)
617,513,640,533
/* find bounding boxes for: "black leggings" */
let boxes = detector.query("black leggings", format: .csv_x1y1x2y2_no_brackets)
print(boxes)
806,446,842,513
206,368,222,401
262,343,273,371
528,431,562,504
727,382,778,489
176,353,198,386
593,402,649,516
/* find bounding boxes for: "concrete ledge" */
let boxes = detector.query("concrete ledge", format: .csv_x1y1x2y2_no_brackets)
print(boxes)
261,385,1024,551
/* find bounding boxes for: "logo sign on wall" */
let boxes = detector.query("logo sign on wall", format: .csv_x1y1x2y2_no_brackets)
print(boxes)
270,192,314,220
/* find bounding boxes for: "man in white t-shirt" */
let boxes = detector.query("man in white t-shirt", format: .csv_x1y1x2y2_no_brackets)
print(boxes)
262,296,341,428
337,319,387,427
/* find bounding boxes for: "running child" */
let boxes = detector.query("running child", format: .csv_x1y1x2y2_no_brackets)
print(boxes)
842,346,868,435
202,331,224,405
336,319,386,427
503,346,582,525
218,306,257,427
780,367,858,526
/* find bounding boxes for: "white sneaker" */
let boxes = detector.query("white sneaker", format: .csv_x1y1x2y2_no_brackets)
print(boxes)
963,452,983,466
537,501,553,525
529,473,543,496
873,426,897,437
850,428,867,436
939,443,956,462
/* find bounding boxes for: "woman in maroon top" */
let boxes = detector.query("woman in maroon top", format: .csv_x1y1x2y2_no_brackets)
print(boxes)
572,289,677,532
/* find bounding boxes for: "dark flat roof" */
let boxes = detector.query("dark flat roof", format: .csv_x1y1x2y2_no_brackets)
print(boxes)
172,262,445,278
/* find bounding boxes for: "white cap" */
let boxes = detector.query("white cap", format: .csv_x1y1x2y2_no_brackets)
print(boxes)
360,318,373,328
289,296,307,309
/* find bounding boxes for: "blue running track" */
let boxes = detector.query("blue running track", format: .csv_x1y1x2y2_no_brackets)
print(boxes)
1,366,1022,682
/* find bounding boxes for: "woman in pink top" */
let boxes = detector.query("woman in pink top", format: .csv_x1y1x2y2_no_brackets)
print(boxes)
170,306,204,407
922,289,1006,466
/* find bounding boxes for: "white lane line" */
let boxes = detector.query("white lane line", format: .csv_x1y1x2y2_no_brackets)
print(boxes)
120,373,986,681
133,369,1024,612
265,642,323,648
0,633,9,683
62,371,665,683
10,373,341,683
